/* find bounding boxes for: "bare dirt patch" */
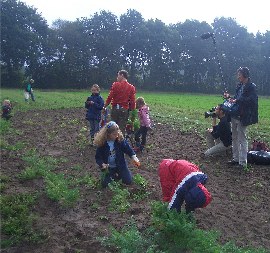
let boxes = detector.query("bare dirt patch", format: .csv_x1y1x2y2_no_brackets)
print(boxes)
1,108,269,252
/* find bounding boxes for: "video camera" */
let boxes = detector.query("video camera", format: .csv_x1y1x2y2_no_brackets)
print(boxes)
204,107,217,118
204,99,239,119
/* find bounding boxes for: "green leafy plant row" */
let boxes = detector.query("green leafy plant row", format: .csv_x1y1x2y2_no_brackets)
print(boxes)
18,150,80,207
0,193,44,248
101,201,268,253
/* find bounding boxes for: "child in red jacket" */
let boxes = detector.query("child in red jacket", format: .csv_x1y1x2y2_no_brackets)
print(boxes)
158,159,212,213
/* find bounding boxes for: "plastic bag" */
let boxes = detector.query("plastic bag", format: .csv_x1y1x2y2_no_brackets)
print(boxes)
247,151,270,165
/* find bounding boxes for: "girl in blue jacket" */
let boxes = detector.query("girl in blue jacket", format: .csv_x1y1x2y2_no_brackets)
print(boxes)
94,121,140,188
85,84,104,144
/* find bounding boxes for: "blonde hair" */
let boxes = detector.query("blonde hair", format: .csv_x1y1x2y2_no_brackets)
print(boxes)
94,121,124,147
3,99,11,106
91,84,100,92
136,97,146,108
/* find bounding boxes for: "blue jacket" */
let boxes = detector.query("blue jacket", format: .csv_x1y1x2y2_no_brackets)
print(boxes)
234,80,258,126
95,139,135,170
85,93,104,121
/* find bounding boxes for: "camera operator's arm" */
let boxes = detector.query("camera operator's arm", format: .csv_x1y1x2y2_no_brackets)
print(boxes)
212,117,217,127
211,113,220,139
207,115,217,133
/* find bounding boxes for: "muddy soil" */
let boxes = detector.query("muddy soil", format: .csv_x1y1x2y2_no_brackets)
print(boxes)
1,108,269,253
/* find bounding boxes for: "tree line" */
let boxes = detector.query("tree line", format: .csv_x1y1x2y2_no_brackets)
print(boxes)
1,0,270,95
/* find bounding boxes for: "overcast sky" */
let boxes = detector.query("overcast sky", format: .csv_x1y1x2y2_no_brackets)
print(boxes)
21,0,269,34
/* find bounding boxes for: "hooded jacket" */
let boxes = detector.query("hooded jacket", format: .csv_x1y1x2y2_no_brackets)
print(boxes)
158,159,212,212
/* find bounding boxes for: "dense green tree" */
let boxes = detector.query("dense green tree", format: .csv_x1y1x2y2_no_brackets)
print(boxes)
1,0,48,87
1,2,269,94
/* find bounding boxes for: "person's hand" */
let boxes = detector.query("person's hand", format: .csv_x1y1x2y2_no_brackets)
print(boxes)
102,107,106,114
207,128,213,133
229,98,236,103
132,155,141,167
132,160,141,167
101,163,109,170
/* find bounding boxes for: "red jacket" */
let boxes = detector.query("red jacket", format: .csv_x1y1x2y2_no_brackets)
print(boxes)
105,81,136,110
158,159,211,210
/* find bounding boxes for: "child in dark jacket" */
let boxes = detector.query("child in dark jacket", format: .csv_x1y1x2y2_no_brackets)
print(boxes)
2,100,12,120
85,84,104,144
94,121,140,188
158,159,212,213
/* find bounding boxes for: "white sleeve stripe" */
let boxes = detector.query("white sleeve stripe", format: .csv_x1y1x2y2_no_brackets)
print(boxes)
168,172,204,209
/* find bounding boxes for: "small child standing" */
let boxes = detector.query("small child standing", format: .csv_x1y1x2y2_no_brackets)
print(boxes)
94,121,140,188
24,79,35,102
85,84,104,145
2,100,12,120
134,97,151,152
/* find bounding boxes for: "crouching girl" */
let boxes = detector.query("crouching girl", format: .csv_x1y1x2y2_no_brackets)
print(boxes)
94,121,140,188
158,159,212,213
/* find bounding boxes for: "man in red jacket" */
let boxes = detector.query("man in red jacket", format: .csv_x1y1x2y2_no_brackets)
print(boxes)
103,70,136,134
158,159,212,213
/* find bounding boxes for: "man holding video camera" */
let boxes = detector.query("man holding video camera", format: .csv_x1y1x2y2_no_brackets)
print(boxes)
224,67,258,168
204,105,232,156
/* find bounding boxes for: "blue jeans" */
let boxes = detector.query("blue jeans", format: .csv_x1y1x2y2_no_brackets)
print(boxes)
89,119,100,138
101,166,132,188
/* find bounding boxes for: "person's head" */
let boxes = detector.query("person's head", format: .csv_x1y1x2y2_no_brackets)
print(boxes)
91,84,100,94
215,104,226,118
30,79,34,83
184,183,212,212
237,67,250,84
3,99,11,106
93,121,124,147
117,70,128,82
136,97,146,109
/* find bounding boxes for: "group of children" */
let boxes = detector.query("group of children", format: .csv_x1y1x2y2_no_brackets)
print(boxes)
1,82,212,214
85,84,212,213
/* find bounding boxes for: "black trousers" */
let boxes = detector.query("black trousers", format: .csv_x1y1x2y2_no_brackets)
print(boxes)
135,126,148,146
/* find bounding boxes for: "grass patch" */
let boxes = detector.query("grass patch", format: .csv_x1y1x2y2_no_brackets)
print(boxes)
0,193,44,248
44,172,80,207
19,150,80,206
108,181,131,213
0,174,10,192
2,89,268,143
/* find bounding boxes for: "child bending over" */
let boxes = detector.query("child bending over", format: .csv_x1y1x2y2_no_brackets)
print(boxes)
134,97,151,152
94,121,140,188
159,159,212,213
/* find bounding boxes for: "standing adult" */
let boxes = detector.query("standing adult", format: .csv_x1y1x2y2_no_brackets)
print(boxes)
103,70,136,134
24,79,35,102
224,67,258,168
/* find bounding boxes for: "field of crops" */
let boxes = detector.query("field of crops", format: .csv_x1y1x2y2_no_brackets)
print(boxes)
1,88,269,253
